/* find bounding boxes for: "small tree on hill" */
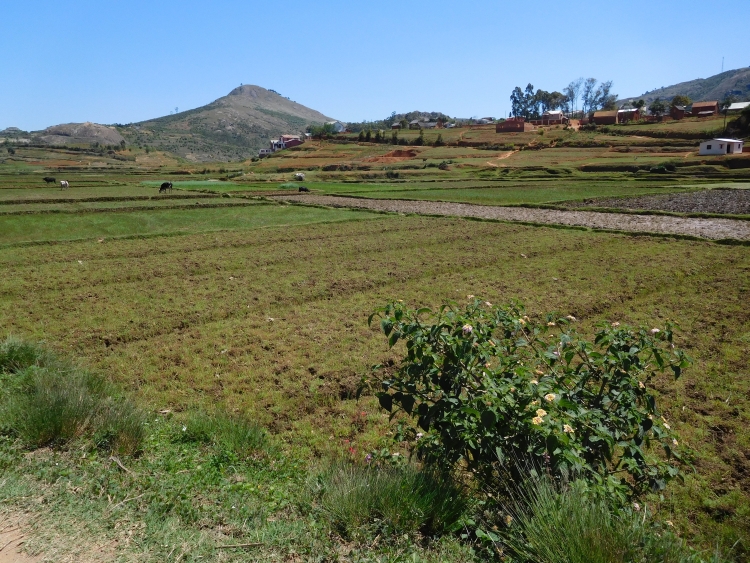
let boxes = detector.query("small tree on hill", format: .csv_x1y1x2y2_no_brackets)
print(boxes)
365,129,372,142
434,133,445,147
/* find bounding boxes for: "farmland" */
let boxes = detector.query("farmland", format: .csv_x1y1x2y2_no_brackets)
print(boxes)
1,126,749,560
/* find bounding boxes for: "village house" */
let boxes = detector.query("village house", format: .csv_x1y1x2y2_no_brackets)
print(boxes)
591,110,618,125
530,110,569,126
698,138,744,156
409,120,438,129
391,122,402,129
496,117,534,132
264,134,304,155
617,108,640,123
690,101,719,117
326,121,347,133
726,101,750,113
670,105,686,120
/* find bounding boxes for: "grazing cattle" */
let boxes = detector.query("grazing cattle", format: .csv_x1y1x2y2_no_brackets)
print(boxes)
159,182,173,193
43,176,56,184
294,172,306,181
59,180,69,190
298,186,310,193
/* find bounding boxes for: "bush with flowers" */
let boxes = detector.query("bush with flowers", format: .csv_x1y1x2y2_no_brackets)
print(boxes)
366,298,690,503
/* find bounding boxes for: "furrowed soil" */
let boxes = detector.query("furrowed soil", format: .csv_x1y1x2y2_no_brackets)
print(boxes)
567,186,750,215
1,214,749,554
272,194,750,240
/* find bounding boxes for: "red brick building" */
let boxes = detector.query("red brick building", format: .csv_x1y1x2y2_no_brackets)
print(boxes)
496,117,534,132
592,111,618,125
691,101,719,117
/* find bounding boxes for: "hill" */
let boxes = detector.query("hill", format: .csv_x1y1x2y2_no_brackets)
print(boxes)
38,122,125,146
117,85,333,162
618,67,750,106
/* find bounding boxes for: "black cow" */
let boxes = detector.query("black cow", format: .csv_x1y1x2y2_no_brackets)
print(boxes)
159,182,173,193
43,176,56,184
298,186,310,193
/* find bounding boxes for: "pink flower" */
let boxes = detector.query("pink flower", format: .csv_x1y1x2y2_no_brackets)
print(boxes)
462,324,473,335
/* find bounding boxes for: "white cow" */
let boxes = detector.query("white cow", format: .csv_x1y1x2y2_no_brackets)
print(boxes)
294,172,305,181
60,180,69,190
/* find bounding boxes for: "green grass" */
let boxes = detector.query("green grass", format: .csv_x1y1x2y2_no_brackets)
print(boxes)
498,477,729,563
313,462,470,539
0,202,381,244
0,338,145,455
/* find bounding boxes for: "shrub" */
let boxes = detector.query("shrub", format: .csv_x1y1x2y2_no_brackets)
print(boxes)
313,462,469,539
366,299,689,502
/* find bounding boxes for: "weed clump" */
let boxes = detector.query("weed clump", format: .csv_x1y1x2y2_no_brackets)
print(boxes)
176,410,266,457
312,462,469,540
0,337,145,455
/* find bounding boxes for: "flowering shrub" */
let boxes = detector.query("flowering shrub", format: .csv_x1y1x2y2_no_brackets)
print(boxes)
366,299,690,501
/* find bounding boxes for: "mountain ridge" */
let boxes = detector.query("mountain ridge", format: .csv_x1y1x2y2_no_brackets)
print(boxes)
618,67,750,106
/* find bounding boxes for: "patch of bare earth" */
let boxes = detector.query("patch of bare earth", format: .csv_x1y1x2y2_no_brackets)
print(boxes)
0,509,116,563
566,188,750,215
0,514,39,563
272,194,750,241
363,149,419,163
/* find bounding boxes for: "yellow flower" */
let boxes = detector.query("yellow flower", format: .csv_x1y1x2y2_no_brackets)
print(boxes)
518,318,526,325
530,379,538,385
532,416,544,425
535,369,544,376
547,322,556,327
611,321,620,327
544,393,556,402
531,400,540,406
563,424,574,433
504,515,513,526
638,381,645,389
664,423,671,430
666,520,674,527
672,439,679,446
566,315,577,322
535,408,547,417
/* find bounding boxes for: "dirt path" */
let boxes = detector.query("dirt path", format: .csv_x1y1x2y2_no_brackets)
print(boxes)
272,194,750,241
0,516,38,563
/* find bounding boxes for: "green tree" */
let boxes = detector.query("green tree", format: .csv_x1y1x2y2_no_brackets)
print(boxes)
6,147,15,155
633,99,646,111
648,98,667,117
365,129,372,142
434,133,445,147
670,94,691,108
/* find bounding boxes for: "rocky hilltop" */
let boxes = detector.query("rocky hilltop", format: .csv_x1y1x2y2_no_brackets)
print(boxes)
117,85,333,162
38,122,125,146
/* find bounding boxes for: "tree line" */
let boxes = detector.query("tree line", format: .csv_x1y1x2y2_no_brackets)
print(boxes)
510,78,617,119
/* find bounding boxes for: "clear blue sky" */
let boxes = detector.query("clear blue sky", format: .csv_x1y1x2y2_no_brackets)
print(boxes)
2,0,749,131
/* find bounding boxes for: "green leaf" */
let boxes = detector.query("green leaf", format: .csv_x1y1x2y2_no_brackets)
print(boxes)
378,393,393,412
388,331,400,347
480,409,496,428
401,394,415,414
381,318,393,336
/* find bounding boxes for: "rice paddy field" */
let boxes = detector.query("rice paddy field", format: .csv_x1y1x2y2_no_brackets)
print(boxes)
0,134,749,560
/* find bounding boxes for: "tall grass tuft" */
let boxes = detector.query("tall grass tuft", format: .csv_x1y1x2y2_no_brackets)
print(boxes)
0,336,53,374
177,410,266,456
498,476,729,563
0,337,145,455
313,462,470,539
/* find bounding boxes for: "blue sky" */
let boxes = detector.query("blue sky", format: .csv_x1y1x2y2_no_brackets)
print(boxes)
2,0,749,131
